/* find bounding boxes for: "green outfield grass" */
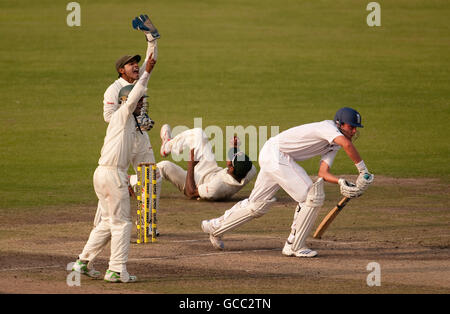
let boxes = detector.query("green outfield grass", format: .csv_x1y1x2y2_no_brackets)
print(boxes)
0,0,449,209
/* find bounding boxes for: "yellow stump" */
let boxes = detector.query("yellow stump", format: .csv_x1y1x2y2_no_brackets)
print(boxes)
151,164,157,243
136,166,143,244
135,163,157,244
144,165,150,243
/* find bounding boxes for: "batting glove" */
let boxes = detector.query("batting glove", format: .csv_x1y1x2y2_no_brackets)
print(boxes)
132,14,160,42
356,172,374,191
354,160,374,191
338,178,363,198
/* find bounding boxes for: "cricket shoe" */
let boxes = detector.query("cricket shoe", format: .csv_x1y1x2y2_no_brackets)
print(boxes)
282,242,317,258
104,270,138,283
201,220,224,250
160,124,172,157
71,259,101,278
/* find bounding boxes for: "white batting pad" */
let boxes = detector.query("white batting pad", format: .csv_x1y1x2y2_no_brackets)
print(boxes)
305,177,325,208
290,205,320,252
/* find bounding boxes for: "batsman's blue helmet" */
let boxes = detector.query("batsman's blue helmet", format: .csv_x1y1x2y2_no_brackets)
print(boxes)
334,107,363,128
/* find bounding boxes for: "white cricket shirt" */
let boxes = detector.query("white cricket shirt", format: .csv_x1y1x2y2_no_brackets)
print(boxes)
197,165,257,200
273,120,343,167
103,78,130,123
103,40,157,123
98,72,150,170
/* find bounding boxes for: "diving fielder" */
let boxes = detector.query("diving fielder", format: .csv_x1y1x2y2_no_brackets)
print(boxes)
153,125,257,201
202,108,374,255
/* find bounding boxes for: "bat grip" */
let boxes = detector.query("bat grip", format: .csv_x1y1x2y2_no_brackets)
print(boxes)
337,197,350,211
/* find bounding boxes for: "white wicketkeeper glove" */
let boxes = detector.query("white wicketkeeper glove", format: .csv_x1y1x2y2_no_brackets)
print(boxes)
338,178,362,198
132,14,160,42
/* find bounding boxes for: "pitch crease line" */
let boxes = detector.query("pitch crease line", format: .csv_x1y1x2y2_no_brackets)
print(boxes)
129,248,279,262
0,265,62,272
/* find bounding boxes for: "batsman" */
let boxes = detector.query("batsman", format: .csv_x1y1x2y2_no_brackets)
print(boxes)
202,107,374,257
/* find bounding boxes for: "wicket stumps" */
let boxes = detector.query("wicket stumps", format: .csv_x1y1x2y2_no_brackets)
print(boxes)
136,163,157,244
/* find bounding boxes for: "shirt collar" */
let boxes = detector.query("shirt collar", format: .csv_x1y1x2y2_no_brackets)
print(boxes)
118,77,133,86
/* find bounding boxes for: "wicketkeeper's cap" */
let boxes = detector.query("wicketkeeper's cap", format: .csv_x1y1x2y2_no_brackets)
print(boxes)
115,54,141,74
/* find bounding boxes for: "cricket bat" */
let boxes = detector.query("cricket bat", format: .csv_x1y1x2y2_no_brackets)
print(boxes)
313,197,350,239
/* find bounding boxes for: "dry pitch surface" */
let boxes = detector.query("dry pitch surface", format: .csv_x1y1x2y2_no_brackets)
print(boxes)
0,176,448,294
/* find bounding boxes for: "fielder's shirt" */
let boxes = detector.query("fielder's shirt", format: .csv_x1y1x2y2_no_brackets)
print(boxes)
98,72,150,170
197,165,257,200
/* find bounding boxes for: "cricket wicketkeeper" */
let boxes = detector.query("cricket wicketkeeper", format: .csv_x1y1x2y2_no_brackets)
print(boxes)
201,107,374,256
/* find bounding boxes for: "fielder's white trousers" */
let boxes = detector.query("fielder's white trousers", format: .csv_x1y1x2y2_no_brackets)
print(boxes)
94,132,158,226
79,166,132,273
160,128,218,186
157,160,187,193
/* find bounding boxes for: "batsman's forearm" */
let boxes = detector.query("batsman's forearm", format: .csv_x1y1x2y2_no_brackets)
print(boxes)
320,172,339,184
318,161,339,184
342,141,362,165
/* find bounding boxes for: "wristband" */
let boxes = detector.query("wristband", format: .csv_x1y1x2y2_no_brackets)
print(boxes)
355,160,367,173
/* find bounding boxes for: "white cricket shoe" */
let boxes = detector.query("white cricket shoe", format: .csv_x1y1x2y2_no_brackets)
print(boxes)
104,270,138,283
282,242,317,258
201,220,224,250
160,124,172,157
71,259,101,278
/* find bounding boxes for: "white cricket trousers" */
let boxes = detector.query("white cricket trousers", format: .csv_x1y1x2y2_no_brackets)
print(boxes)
249,138,313,203
94,132,158,225
157,160,186,193
159,128,217,186
211,138,313,231
79,166,132,273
